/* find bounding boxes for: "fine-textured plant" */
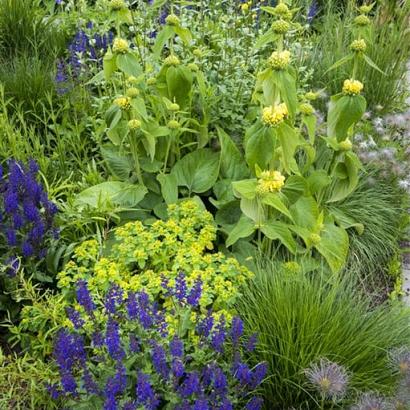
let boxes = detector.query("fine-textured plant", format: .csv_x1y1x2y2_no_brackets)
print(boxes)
238,259,410,408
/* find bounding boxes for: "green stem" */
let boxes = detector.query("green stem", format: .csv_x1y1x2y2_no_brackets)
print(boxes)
163,135,173,173
129,133,144,185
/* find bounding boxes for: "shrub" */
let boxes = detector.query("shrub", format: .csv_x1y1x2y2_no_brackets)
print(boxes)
237,260,410,408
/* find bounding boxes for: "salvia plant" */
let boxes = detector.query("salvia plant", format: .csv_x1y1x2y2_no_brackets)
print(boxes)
48,274,267,409
0,160,58,277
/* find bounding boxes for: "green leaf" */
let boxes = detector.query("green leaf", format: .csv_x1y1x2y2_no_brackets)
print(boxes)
173,25,192,45
281,175,306,203
327,151,361,202
157,173,178,204
226,216,256,247
103,51,117,80
363,54,386,75
232,179,258,200
307,170,332,195
215,200,241,228
261,193,293,221
276,122,301,173
166,66,193,107
101,146,134,181
302,114,317,144
255,29,278,49
245,126,276,172
290,196,319,229
153,25,175,57
171,149,219,193
105,105,121,130
240,198,262,223
328,207,364,235
116,53,142,77
325,54,354,73
276,70,298,119
217,127,249,180
260,221,297,254
327,94,366,141
315,223,349,273
75,182,147,208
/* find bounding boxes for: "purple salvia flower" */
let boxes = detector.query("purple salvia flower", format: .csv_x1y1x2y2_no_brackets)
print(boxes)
105,317,125,360
187,278,202,307
170,336,184,358
76,280,95,315
151,340,169,379
231,316,244,345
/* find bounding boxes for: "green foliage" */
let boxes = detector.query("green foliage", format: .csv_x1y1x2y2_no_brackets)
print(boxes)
238,259,410,409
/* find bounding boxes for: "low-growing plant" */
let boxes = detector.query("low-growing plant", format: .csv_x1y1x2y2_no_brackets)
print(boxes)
47,275,267,409
238,259,410,408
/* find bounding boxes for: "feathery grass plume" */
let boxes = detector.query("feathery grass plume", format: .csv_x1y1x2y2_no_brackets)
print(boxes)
388,347,410,376
304,358,349,400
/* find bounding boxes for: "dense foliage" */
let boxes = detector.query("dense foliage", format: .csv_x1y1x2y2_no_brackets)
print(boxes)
0,0,409,409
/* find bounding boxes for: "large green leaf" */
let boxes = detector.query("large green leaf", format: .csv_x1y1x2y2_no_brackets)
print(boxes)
245,126,276,172
260,193,293,221
232,179,258,200
116,53,142,77
226,216,256,247
260,220,297,254
276,122,302,173
166,66,193,107
327,94,366,141
307,170,332,195
173,25,192,45
103,51,117,80
171,149,220,194
315,223,349,273
217,127,249,180
255,29,278,49
327,151,361,203
281,175,306,203
290,196,319,229
101,146,134,181
276,70,298,119
152,25,175,57
240,197,263,224
75,182,147,208
157,173,178,204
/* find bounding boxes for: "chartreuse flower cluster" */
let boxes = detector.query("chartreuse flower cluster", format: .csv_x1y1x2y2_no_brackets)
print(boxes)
256,170,285,194
342,79,364,95
49,273,267,409
261,103,288,127
58,200,253,332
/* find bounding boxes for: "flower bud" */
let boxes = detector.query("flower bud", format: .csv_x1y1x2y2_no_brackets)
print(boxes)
188,63,199,72
126,87,140,98
271,19,291,34
164,55,180,66
309,233,321,245
354,14,371,26
169,103,180,111
350,39,366,53
147,77,157,85
167,120,181,129
268,50,291,70
339,138,352,151
299,103,315,115
305,91,318,101
109,0,127,11
165,13,180,26
112,38,129,54
128,119,141,130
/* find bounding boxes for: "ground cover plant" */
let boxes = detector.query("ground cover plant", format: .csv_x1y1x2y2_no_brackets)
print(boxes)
0,0,409,409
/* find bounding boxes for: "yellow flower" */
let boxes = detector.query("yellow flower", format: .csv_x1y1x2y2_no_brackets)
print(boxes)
342,79,364,95
262,103,288,127
126,87,140,98
114,96,131,110
112,37,129,54
164,54,180,66
128,119,141,130
127,75,138,85
241,3,250,12
350,39,367,53
256,170,286,194
359,5,373,14
165,14,180,26
274,3,290,15
271,19,291,34
147,77,157,85
354,14,371,26
193,48,203,58
299,102,315,115
268,50,291,70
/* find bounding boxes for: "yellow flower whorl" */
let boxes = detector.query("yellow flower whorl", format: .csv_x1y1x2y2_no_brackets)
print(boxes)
256,170,286,194
271,19,291,34
112,37,129,54
350,39,367,53
268,50,291,70
342,79,364,95
262,103,288,127
114,96,131,110
164,55,180,66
